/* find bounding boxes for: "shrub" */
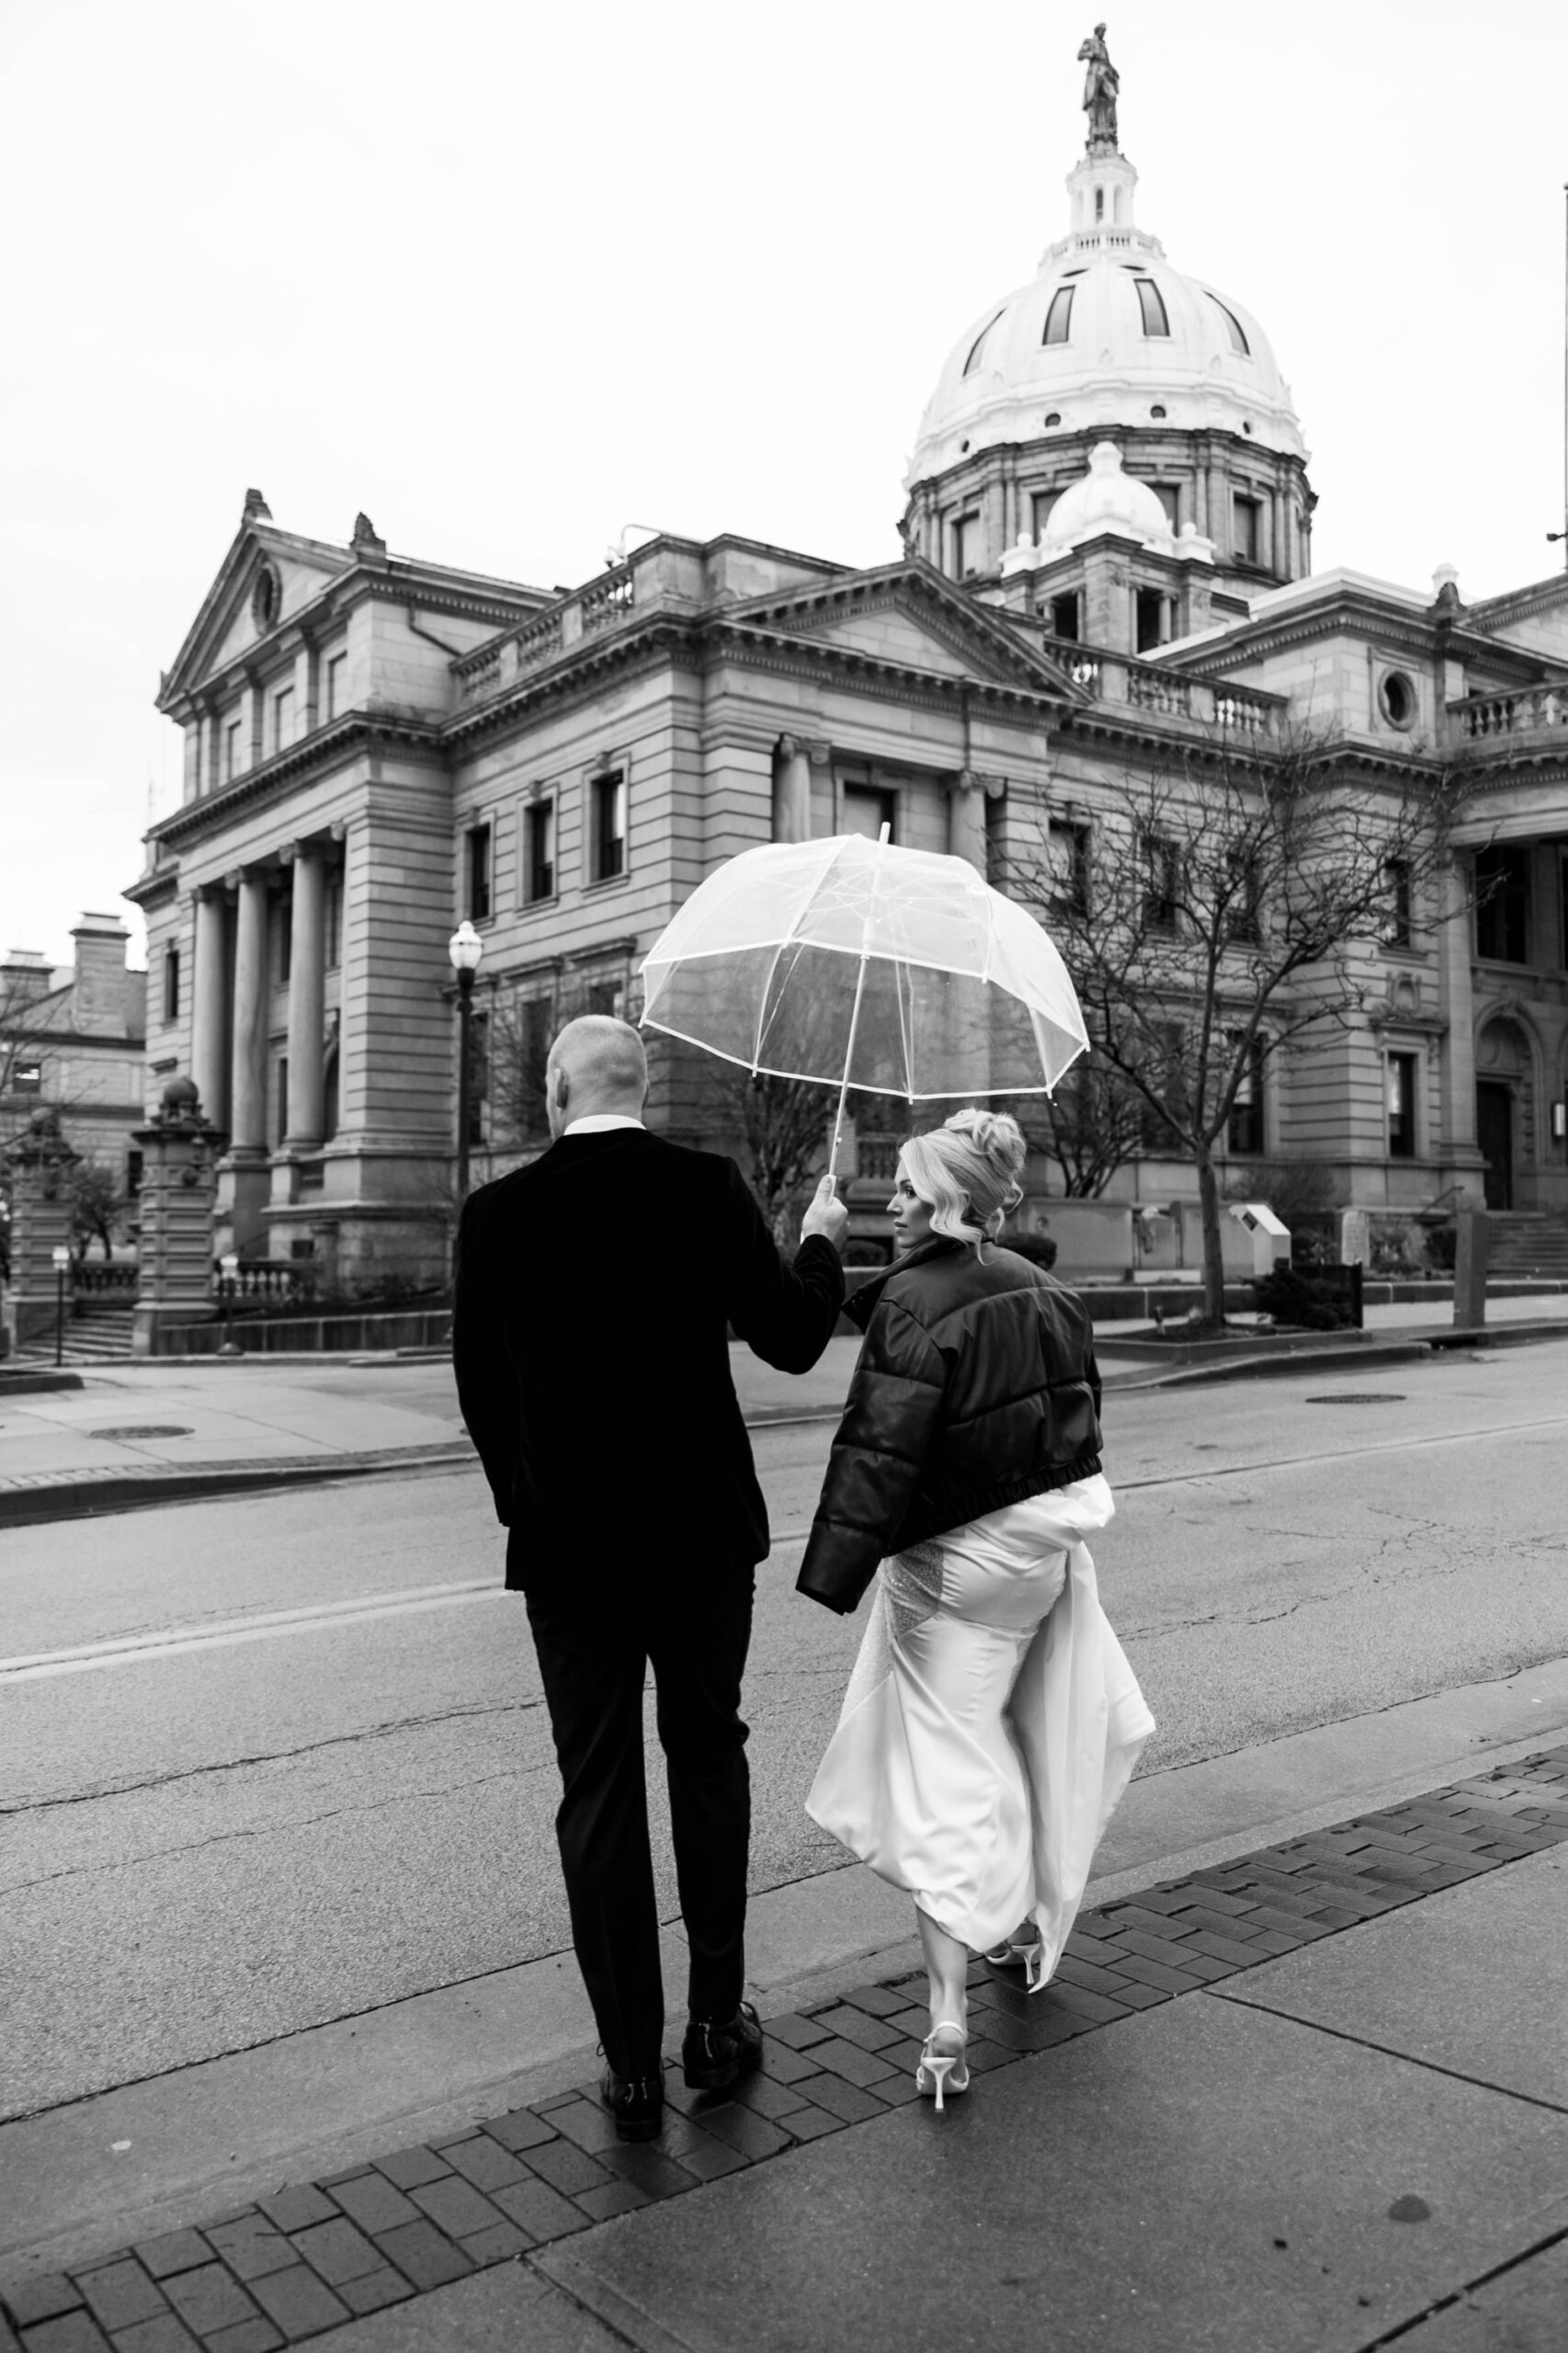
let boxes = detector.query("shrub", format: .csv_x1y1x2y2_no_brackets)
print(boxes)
1422,1222,1458,1272
1252,1264,1358,1331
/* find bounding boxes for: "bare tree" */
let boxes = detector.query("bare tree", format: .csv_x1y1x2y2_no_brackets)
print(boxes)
1009,730,1470,1328
717,1070,838,1244
70,1158,127,1261
1018,1056,1147,1198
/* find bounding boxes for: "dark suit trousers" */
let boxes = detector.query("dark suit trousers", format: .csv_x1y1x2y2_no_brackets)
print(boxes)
524,1561,755,2078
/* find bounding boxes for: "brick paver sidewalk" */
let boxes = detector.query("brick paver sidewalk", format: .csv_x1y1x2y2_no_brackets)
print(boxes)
6,1745,1566,2351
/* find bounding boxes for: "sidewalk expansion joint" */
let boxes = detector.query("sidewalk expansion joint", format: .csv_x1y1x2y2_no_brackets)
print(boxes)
5,1744,1566,2349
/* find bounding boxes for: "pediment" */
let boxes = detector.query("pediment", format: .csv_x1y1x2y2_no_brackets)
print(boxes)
160,515,353,709
729,563,1074,698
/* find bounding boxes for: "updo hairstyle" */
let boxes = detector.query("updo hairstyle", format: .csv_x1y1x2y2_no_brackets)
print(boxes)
898,1108,1027,1252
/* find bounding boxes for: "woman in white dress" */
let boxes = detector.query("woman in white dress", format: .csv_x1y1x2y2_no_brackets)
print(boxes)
797,1110,1153,2109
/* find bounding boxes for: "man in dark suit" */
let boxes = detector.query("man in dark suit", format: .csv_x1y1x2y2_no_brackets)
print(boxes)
453,1015,846,2142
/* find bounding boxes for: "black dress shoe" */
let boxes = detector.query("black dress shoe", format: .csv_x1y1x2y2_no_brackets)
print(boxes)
682,2000,763,2092
598,2063,665,2143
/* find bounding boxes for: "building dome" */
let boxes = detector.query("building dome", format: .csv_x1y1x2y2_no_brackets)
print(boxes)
1041,441,1175,551
906,154,1305,491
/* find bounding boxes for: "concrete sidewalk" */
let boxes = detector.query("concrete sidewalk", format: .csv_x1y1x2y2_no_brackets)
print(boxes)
4,1722,1564,2353
4,1290,1568,1524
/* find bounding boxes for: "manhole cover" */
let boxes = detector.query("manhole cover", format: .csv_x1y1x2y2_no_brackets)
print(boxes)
1303,1394,1405,1406
90,1425,194,1440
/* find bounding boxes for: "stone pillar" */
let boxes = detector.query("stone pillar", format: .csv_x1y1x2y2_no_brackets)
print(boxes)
284,845,327,1151
229,870,269,1150
947,773,989,871
131,1078,222,1355
1435,857,1483,1178
1,1110,79,1355
222,867,271,1252
189,887,231,1133
1453,1209,1488,1329
771,736,812,843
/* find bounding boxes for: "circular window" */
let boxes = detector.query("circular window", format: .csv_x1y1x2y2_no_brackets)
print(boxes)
1044,412,1062,428
1380,671,1416,728
1150,404,1167,419
251,565,280,631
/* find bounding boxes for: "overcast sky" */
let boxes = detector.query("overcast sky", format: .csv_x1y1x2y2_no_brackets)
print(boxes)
3,0,1564,970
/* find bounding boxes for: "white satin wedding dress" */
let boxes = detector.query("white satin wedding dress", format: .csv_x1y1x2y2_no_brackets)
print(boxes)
805,1472,1153,1988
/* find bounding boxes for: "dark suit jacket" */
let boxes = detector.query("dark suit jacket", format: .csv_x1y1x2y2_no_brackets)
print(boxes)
452,1128,845,1592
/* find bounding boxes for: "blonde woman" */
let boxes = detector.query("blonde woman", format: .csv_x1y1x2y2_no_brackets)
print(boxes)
798,1109,1153,2109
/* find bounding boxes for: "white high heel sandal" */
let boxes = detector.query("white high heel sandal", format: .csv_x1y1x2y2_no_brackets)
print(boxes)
916,2024,971,2111
983,1933,1048,1993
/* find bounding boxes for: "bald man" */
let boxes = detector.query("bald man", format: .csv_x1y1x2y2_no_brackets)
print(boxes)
453,1016,847,2143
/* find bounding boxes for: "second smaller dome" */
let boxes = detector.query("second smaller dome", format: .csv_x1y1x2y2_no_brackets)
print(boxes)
1043,443,1174,553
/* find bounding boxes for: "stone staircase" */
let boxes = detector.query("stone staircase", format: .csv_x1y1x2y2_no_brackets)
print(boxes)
9,1302,136,1367
1484,1212,1568,1279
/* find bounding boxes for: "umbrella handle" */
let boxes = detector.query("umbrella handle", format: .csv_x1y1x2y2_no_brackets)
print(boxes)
826,821,890,1189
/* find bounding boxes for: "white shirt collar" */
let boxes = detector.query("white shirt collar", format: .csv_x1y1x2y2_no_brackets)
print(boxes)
563,1114,646,1135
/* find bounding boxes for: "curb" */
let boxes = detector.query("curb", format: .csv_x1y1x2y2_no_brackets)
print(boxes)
0,1371,85,1397
0,1443,477,1529
1103,1317,1568,1391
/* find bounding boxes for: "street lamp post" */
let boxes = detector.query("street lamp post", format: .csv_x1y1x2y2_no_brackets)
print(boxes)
51,1245,71,1368
449,921,485,1211
219,1251,241,1357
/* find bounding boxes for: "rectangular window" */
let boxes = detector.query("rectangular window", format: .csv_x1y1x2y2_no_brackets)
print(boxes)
520,995,553,1138
1142,834,1180,933
841,784,896,845
273,686,294,754
1387,1051,1418,1158
162,944,180,1024
12,1058,41,1094
1135,279,1170,336
951,514,980,578
277,889,292,986
1474,845,1530,963
224,720,241,781
1152,483,1181,529
527,801,556,904
1225,848,1261,942
325,654,347,721
1233,495,1263,566
1227,1035,1265,1154
275,1055,290,1149
1384,858,1413,949
1042,286,1074,346
466,824,493,921
1030,489,1059,542
1049,590,1080,642
126,1148,143,1199
1046,819,1090,917
583,975,625,1020
1135,587,1165,654
591,772,627,881
468,1010,489,1145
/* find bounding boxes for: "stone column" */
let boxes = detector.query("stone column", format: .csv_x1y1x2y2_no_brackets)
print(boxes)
229,870,269,1151
132,1078,222,1355
947,772,989,872
771,736,812,843
1435,856,1483,1187
221,867,271,1254
284,844,327,1150
189,887,231,1134
0,1110,78,1355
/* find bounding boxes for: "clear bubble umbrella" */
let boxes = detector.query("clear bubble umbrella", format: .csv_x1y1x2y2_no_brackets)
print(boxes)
640,828,1089,1176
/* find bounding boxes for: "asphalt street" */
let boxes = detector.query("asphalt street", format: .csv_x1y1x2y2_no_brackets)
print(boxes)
4,1341,1566,2134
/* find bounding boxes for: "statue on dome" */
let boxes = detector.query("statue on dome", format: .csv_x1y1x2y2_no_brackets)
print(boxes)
1078,22,1119,153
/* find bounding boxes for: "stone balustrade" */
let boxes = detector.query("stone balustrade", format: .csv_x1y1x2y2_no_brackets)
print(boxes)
1449,685,1568,744
1040,634,1280,736
212,1261,312,1303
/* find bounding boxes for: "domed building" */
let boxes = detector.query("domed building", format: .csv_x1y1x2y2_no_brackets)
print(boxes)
902,110,1313,631
120,27,1568,1334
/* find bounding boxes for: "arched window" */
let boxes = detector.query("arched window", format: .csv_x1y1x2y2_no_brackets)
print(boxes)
1042,288,1074,347
1134,280,1170,337
962,312,1005,377
1210,296,1250,355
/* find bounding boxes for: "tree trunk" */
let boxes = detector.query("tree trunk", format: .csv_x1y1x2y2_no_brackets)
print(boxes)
1196,1144,1226,1327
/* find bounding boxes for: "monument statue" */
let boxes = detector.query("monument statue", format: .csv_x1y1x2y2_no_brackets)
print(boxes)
1078,22,1119,153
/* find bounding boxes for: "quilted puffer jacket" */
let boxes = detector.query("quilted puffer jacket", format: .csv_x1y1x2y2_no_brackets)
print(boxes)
796,1236,1103,1615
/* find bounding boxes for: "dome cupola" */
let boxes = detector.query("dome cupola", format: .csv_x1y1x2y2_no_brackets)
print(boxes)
901,26,1315,607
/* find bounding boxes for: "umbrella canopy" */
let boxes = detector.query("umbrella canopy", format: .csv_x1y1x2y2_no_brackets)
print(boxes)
640,832,1088,1104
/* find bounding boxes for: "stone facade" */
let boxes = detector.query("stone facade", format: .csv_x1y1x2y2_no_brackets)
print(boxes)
1,915,147,1210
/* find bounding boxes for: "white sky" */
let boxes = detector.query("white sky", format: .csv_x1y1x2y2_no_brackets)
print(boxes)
3,0,1564,970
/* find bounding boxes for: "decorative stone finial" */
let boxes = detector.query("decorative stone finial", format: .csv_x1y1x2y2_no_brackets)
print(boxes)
1077,22,1119,153
243,488,272,522
351,512,387,555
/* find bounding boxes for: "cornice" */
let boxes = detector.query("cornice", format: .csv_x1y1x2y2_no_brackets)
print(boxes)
149,711,445,848
124,867,180,910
